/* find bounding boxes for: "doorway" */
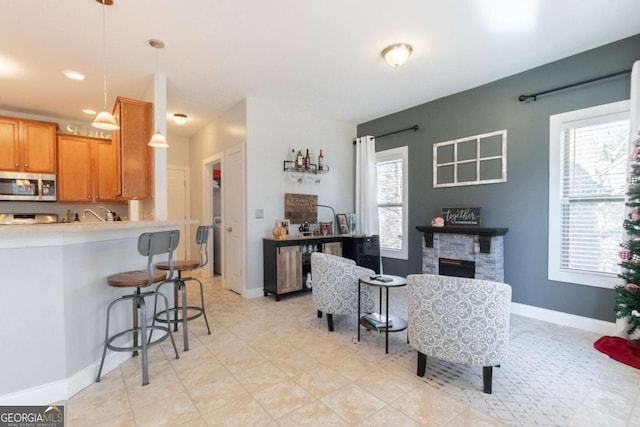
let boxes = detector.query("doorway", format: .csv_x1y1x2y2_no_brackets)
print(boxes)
203,154,222,279
212,161,222,276
202,145,245,296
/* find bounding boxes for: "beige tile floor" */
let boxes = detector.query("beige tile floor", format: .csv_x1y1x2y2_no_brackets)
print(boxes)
64,275,640,426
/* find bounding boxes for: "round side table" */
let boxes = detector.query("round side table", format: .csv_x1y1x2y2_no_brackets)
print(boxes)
357,274,407,354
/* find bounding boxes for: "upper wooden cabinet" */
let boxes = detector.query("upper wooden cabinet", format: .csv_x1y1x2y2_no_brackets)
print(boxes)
112,97,153,200
57,134,120,203
0,116,57,173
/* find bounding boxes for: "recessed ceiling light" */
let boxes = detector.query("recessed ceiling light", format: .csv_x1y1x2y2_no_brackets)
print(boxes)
83,109,96,115
64,70,85,80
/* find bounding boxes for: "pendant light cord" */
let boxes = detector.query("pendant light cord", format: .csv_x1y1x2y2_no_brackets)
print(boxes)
154,45,159,132
101,0,108,110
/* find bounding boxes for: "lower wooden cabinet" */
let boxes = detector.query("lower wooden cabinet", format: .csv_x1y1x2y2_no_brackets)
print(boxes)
263,236,356,301
322,241,342,257
276,245,303,296
57,134,120,202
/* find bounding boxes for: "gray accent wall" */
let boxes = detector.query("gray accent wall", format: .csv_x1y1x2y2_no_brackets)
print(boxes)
358,34,640,322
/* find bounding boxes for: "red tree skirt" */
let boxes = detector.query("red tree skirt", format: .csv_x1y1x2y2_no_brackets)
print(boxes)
594,336,640,369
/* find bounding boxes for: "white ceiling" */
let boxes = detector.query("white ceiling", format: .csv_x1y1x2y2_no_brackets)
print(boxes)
1,0,640,137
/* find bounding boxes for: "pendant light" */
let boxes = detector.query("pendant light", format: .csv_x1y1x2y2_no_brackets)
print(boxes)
148,39,168,148
92,0,119,131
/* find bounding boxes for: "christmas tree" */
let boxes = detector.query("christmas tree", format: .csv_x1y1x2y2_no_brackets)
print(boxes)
617,131,640,337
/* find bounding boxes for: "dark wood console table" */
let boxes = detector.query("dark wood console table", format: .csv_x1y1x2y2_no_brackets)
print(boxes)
263,234,380,300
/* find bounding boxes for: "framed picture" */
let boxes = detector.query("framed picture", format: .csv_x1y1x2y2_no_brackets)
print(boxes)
336,214,350,234
276,219,290,234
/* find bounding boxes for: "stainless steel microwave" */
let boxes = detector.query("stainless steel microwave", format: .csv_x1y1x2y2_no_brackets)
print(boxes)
0,171,56,201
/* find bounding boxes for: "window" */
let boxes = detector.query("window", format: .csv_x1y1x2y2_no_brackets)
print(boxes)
433,130,507,188
376,146,408,260
548,100,630,288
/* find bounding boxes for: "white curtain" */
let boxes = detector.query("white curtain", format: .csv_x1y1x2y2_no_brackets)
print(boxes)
355,135,379,236
631,60,640,144
614,60,640,338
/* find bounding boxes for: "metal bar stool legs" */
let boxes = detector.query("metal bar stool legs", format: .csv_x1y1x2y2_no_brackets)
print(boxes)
96,288,179,386
152,273,211,351
153,225,213,352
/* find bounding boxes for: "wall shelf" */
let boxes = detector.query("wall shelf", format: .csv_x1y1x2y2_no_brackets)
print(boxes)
283,160,330,175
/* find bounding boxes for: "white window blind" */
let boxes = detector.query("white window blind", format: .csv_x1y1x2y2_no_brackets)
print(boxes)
376,146,408,259
549,100,630,288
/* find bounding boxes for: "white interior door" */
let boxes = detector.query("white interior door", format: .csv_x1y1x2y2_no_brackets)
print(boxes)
167,166,189,260
224,144,245,295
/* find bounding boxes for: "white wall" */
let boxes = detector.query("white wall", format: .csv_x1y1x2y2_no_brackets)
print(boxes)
167,134,191,166
244,97,356,295
187,99,247,258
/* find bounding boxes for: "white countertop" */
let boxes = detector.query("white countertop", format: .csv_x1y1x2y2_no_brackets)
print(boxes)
0,220,180,248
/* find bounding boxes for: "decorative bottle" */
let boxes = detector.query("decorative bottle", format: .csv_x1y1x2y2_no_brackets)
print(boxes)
318,149,324,170
296,149,304,169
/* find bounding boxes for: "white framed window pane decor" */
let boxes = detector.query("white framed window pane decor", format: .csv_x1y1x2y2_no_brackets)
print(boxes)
433,130,507,188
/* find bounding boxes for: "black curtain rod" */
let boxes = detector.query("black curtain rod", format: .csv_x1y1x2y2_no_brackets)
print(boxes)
353,125,419,144
518,69,631,102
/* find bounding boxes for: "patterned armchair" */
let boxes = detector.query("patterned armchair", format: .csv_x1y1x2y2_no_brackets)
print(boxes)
407,274,511,394
311,252,376,331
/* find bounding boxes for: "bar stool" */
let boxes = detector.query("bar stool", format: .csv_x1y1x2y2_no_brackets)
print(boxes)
153,225,212,351
96,230,180,386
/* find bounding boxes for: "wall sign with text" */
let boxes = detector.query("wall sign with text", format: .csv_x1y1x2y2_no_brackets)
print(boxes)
441,207,481,226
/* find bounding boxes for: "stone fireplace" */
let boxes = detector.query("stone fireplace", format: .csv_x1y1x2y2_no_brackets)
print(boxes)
416,226,508,282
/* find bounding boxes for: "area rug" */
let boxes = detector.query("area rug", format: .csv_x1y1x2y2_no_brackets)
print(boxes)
316,289,610,427
407,321,605,426
594,335,640,369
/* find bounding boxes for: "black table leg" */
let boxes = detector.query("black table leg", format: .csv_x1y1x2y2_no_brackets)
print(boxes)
385,287,389,354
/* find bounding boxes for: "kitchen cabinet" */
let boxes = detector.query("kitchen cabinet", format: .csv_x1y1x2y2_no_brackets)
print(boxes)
0,116,57,173
112,97,153,200
57,134,120,202
263,235,371,300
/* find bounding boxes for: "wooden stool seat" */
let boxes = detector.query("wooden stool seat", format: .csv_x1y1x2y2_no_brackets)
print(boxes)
156,260,199,272
107,270,167,288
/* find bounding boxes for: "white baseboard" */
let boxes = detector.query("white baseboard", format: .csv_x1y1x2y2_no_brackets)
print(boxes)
67,352,130,398
511,302,615,335
245,287,265,299
0,380,68,406
0,352,129,405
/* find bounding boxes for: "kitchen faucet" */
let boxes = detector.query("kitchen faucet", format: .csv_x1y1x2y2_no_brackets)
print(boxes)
83,208,107,222
96,206,114,221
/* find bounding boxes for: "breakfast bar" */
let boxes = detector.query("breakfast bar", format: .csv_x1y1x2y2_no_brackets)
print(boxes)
0,220,178,404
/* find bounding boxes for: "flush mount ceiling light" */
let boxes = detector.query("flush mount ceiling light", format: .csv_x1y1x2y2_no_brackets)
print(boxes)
91,0,119,131
381,43,413,67
173,113,187,125
148,39,168,148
